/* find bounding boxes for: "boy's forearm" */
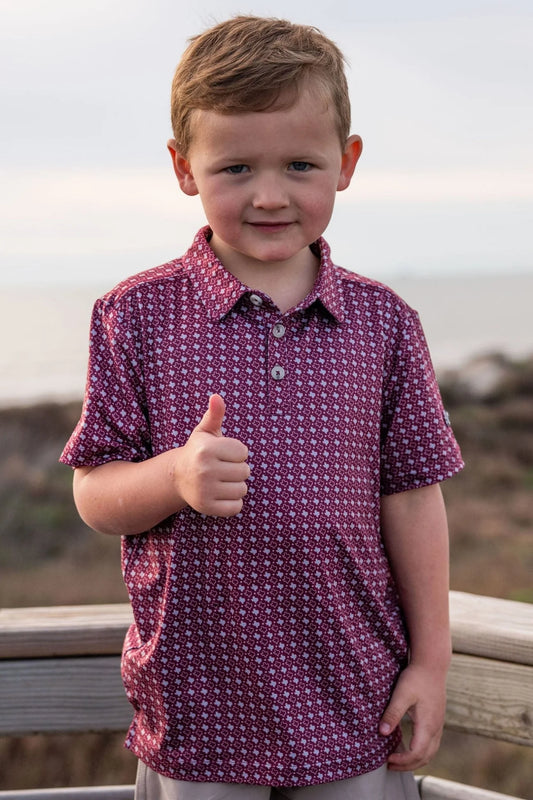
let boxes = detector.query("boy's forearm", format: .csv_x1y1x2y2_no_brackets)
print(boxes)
380,483,451,670
73,450,188,536
379,483,452,769
72,395,250,536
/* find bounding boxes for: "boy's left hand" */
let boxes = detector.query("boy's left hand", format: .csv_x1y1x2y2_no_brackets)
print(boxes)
378,663,447,771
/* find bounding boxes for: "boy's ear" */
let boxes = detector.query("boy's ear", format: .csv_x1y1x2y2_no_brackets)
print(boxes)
167,139,199,196
337,135,363,192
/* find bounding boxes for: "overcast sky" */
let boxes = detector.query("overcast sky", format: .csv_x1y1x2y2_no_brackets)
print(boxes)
1,0,532,286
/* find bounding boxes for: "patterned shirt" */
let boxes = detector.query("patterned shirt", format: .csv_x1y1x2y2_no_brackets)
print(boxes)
61,227,463,786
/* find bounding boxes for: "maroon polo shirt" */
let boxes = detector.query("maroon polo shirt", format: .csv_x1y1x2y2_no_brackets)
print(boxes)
61,227,463,786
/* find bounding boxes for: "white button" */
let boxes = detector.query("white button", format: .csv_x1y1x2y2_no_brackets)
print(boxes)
250,294,263,307
272,323,286,338
271,366,285,380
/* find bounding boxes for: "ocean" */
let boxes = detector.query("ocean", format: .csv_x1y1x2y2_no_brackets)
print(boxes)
1,272,532,408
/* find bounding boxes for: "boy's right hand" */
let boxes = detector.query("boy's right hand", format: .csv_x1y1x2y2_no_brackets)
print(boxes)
176,394,250,517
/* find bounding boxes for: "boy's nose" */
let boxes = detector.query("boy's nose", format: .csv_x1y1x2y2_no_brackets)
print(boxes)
251,175,289,209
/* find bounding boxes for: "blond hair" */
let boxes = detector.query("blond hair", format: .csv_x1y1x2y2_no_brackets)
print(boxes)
170,16,351,155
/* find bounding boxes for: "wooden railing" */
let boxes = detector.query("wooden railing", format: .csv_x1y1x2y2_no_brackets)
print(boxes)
0,592,532,800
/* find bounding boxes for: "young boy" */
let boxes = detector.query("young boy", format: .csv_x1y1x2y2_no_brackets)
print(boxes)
61,16,463,800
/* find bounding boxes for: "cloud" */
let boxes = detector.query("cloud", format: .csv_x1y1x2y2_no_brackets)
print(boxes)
0,169,203,257
347,168,533,203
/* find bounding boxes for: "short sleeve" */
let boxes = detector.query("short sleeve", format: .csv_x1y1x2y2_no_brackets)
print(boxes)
60,292,152,468
380,307,463,495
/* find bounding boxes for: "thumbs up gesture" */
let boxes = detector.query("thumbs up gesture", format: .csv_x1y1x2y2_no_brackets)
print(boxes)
177,394,250,517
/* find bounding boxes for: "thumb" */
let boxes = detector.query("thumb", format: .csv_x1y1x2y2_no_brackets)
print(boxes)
194,393,226,437
379,697,407,737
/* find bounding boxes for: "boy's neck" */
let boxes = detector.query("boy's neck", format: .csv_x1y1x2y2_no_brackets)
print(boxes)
210,238,320,314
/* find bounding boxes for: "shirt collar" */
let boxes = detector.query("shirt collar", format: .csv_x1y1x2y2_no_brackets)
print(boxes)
303,238,346,323
183,226,346,323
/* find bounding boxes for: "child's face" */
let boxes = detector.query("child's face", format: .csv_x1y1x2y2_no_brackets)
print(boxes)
168,86,362,277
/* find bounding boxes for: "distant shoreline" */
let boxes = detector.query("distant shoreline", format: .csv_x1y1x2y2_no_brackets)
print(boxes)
2,273,532,409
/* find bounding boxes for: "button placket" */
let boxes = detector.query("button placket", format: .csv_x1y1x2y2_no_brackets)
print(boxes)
267,317,290,413
270,318,287,383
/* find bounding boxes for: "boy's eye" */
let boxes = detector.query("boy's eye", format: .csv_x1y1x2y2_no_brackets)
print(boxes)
289,161,312,172
225,164,249,174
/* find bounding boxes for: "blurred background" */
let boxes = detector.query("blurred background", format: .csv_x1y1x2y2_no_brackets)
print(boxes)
1,0,531,795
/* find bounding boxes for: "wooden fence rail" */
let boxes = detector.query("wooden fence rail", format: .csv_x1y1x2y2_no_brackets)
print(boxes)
0,591,532,799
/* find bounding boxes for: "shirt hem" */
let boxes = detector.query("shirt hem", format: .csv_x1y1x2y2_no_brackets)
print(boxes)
124,733,401,788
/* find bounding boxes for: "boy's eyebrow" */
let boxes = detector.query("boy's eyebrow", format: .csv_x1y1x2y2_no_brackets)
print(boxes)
212,148,327,162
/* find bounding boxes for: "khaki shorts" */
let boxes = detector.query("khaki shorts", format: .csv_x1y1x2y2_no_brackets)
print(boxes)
135,761,419,800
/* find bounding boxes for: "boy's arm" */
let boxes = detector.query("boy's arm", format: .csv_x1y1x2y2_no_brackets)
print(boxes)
379,482,451,771
73,394,250,536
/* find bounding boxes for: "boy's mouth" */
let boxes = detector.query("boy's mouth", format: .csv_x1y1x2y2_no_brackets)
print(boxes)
248,221,293,232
